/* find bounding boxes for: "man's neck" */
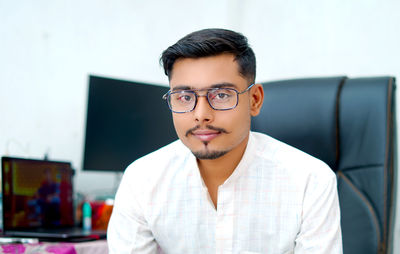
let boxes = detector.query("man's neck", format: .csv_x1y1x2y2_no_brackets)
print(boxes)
197,134,249,189
196,134,249,209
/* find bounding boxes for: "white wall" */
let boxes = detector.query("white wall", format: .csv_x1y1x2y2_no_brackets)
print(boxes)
1,0,399,251
0,0,232,196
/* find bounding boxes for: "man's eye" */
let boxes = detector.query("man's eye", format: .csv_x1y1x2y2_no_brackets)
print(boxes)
210,91,232,101
177,94,193,103
216,93,229,99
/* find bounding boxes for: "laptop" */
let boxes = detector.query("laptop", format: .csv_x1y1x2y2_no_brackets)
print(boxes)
1,156,106,241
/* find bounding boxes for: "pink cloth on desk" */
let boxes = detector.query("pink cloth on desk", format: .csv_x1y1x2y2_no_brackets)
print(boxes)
1,243,76,254
0,240,107,254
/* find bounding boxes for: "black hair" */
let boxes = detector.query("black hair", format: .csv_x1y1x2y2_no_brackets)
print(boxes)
160,28,256,83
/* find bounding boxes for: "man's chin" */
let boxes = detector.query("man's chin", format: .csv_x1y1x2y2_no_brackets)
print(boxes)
192,150,229,160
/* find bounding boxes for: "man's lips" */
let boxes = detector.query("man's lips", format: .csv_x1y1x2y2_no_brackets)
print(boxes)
185,125,229,142
191,130,221,142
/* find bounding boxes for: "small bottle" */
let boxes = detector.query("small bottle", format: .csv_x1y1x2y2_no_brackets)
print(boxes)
82,202,92,231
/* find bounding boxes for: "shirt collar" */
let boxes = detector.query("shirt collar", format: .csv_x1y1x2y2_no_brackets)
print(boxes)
184,131,256,188
221,131,256,186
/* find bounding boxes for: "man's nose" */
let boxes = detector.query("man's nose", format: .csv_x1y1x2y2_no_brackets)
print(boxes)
193,95,214,123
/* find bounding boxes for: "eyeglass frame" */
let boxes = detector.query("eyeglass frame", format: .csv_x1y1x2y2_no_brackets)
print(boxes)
162,83,255,113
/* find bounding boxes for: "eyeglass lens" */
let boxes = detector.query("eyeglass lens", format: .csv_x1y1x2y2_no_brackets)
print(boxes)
168,88,238,112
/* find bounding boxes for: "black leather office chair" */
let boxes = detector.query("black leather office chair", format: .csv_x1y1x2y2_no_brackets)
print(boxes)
252,76,396,254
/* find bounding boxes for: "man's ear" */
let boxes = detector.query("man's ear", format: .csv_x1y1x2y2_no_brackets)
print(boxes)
249,83,264,116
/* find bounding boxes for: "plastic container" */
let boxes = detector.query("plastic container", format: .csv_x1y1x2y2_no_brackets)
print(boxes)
82,202,92,231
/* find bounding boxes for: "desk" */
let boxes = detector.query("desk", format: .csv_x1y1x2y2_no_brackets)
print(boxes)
0,239,108,254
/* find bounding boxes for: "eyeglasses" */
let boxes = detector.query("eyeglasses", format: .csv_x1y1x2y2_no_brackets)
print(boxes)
162,84,255,113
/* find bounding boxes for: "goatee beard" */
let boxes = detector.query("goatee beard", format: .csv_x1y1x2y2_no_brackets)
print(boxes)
192,149,229,160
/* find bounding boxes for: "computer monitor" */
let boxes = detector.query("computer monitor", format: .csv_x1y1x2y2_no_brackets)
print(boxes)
82,75,177,172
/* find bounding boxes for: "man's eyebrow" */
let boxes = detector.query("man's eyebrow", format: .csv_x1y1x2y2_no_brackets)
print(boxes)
171,82,238,91
171,85,192,91
209,82,238,89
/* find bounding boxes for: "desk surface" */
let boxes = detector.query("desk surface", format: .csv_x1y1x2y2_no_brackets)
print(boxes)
0,239,108,254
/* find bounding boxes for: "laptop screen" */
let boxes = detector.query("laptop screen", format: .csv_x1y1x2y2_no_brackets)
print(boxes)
1,157,75,231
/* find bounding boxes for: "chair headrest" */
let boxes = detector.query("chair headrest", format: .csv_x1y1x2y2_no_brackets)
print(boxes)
252,76,346,170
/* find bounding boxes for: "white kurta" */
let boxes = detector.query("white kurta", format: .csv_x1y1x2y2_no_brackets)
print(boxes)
107,132,342,254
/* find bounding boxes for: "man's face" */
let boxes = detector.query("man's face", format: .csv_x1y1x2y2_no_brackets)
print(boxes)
169,53,258,160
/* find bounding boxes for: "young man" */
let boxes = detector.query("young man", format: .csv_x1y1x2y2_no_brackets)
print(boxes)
107,28,342,253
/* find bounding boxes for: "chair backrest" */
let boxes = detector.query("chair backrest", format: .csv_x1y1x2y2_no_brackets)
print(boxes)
252,76,396,254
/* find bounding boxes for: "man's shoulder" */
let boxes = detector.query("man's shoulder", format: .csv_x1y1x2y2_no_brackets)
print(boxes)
250,131,335,179
128,139,186,165
123,139,190,178
117,139,194,204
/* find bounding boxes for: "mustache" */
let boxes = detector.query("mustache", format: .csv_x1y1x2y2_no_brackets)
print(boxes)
185,125,229,137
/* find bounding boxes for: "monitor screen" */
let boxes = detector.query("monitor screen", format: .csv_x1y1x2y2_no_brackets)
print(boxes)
83,75,177,172
1,157,74,229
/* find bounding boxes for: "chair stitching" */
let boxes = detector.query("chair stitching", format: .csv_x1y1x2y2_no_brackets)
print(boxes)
382,77,394,253
337,171,381,252
335,77,347,171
